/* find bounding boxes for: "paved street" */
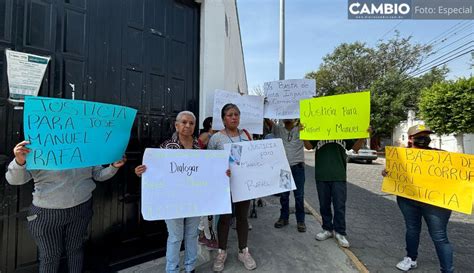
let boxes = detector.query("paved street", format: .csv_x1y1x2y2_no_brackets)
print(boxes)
304,150,474,273
119,195,358,273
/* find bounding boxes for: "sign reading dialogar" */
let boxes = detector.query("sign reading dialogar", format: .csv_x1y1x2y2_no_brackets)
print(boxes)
24,96,137,170
141,149,232,220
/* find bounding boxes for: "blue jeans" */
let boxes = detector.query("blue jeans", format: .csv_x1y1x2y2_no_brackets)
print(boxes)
316,181,347,235
279,163,305,223
397,197,453,273
164,217,200,273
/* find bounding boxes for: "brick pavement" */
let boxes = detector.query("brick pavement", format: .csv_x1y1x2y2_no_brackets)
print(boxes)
304,150,474,273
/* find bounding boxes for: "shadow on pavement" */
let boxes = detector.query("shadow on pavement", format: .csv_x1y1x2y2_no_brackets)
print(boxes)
304,164,474,273
348,161,384,166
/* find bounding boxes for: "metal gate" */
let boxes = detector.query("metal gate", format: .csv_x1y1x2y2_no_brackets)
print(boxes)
0,0,200,271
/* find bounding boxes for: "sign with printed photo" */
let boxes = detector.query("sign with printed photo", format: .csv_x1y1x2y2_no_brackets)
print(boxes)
225,139,296,202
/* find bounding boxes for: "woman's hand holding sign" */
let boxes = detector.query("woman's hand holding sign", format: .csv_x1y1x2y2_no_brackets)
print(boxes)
112,155,127,168
13,140,31,166
135,165,147,177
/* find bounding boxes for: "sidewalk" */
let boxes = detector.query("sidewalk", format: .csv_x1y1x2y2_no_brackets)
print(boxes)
118,195,360,273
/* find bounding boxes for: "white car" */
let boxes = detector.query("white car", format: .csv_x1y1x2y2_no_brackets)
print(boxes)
346,149,378,164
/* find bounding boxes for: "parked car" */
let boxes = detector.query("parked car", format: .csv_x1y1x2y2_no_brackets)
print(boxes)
346,149,378,164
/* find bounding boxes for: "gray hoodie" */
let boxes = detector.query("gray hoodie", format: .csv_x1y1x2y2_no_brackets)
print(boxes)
6,160,118,209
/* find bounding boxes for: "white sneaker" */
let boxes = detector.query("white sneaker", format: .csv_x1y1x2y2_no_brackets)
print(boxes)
335,233,350,248
396,257,417,271
213,249,227,272
248,222,252,230
315,230,333,241
238,247,257,270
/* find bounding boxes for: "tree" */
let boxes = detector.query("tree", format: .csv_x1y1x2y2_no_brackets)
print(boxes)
418,77,474,153
306,42,377,95
306,33,432,96
369,68,448,139
305,33,441,140
375,31,432,76
369,72,409,138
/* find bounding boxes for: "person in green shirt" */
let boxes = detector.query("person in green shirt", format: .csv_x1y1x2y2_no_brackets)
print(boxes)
303,130,369,248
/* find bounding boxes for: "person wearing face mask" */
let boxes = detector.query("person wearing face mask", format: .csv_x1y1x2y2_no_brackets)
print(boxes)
264,118,306,232
382,124,454,273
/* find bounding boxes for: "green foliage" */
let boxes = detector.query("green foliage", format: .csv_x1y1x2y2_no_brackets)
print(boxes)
374,31,432,75
370,73,408,138
306,42,377,95
419,77,474,135
305,32,445,137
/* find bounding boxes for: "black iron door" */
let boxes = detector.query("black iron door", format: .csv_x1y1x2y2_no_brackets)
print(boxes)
0,0,200,272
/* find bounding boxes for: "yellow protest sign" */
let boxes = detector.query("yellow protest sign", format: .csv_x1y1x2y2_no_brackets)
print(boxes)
299,91,370,140
382,146,474,214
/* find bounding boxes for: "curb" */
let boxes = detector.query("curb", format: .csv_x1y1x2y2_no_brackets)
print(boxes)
304,199,370,273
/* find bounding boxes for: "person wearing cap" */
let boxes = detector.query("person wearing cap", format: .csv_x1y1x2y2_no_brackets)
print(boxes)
382,124,454,273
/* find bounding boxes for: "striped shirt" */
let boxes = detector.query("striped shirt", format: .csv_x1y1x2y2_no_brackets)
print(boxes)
160,134,200,150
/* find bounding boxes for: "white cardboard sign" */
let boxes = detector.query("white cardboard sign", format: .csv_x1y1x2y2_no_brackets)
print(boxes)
264,79,316,119
141,148,232,220
225,139,296,202
212,89,264,134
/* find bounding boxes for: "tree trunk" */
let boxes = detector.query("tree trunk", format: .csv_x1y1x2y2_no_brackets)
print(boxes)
454,134,464,153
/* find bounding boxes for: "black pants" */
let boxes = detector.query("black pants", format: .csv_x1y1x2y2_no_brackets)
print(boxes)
27,199,93,273
316,181,347,235
217,200,250,250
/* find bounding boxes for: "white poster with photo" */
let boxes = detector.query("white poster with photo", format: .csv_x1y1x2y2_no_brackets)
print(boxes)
224,139,296,202
212,89,264,134
6,49,50,100
264,79,316,119
141,149,232,220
